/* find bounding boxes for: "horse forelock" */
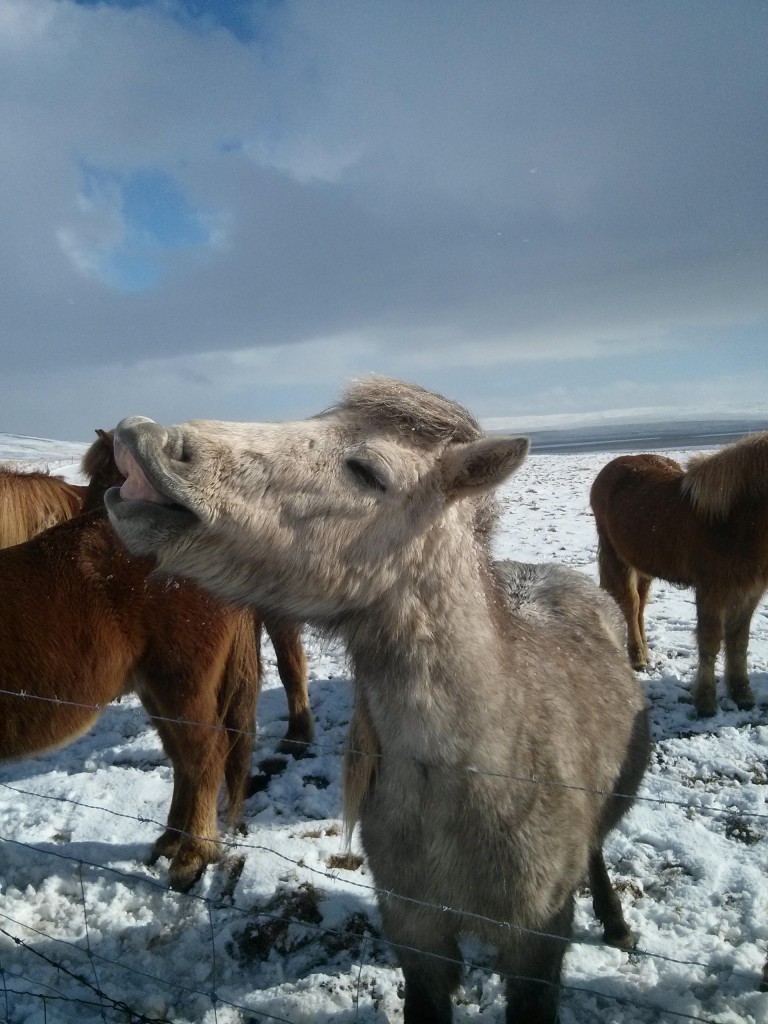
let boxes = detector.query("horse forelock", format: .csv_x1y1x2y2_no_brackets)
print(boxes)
330,377,502,542
682,431,768,519
332,376,484,446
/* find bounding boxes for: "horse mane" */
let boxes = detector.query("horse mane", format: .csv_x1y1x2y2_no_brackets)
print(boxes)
81,428,116,482
0,468,83,548
333,376,484,445
682,431,768,519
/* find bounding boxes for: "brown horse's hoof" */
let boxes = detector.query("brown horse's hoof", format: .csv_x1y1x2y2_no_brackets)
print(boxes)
168,845,219,892
730,684,755,711
169,861,207,892
694,702,717,719
149,831,181,866
693,686,718,718
277,708,315,756
628,647,648,671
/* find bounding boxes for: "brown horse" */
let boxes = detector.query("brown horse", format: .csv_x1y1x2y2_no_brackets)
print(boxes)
590,432,768,717
105,379,649,1023
0,433,312,889
0,466,86,547
3,431,314,751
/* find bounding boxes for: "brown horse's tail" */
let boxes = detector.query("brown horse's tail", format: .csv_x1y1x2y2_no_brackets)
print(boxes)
219,609,262,826
342,689,380,851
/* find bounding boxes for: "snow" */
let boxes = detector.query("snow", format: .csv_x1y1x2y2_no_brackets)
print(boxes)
1,433,767,1023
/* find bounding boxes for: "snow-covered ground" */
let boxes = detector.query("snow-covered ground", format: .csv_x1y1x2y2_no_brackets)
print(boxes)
1,434,767,1023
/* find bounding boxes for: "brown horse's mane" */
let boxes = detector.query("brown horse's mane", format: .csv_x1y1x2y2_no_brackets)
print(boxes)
331,376,484,445
0,467,85,548
682,431,768,519
81,428,115,481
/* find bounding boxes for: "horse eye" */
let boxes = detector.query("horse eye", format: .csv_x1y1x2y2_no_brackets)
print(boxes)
345,458,387,493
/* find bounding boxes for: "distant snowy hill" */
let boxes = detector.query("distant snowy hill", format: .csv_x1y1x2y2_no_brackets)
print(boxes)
3,416,767,472
0,433,88,472
482,415,768,454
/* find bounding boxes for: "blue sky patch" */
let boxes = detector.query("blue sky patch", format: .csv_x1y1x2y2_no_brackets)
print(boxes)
78,164,211,291
70,0,264,43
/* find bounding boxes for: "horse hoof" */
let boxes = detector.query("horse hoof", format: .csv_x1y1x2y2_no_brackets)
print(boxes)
694,702,717,719
276,735,313,758
149,834,181,866
169,855,209,892
604,925,635,950
732,687,755,711
169,866,206,892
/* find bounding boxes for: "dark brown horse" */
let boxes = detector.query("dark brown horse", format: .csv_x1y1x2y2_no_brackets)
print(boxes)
0,432,313,889
590,432,768,717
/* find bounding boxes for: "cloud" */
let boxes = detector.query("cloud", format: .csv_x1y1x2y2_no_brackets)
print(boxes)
1,0,766,437
58,165,214,290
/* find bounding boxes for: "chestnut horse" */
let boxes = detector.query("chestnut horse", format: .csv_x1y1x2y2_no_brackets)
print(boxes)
105,378,649,1022
590,432,768,717
2,431,313,752
0,432,312,889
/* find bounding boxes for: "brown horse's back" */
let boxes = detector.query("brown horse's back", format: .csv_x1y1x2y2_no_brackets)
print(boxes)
0,470,87,549
590,453,700,586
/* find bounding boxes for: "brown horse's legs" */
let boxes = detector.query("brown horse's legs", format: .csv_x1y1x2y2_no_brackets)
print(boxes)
264,616,314,754
588,849,633,948
140,687,226,891
636,574,653,665
723,598,758,710
597,537,647,669
692,594,723,717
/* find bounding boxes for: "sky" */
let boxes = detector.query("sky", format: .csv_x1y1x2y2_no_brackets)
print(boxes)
2,0,767,441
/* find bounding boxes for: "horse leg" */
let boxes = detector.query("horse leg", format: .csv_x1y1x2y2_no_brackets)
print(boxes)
588,849,633,948
692,593,723,717
597,537,647,669
265,615,314,754
381,907,462,1024
140,685,227,891
723,596,759,710
502,895,573,1024
636,574,653,665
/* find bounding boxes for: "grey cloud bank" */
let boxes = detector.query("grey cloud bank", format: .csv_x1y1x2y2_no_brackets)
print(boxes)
1,0,766,439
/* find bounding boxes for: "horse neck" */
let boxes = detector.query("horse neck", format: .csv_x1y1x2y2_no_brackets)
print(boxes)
80,477,110,514
341,537,510,762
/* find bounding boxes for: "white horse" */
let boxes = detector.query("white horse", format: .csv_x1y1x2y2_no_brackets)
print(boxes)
106,377,649,1023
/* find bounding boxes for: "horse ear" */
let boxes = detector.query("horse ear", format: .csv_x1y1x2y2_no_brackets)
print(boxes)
440,436,529,500
95,429,107,439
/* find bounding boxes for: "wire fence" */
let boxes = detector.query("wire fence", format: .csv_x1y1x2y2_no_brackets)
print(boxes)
1,683,766,1024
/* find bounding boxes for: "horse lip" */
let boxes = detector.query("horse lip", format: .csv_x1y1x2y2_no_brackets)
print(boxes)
104,486,200,526
113,418,195,514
